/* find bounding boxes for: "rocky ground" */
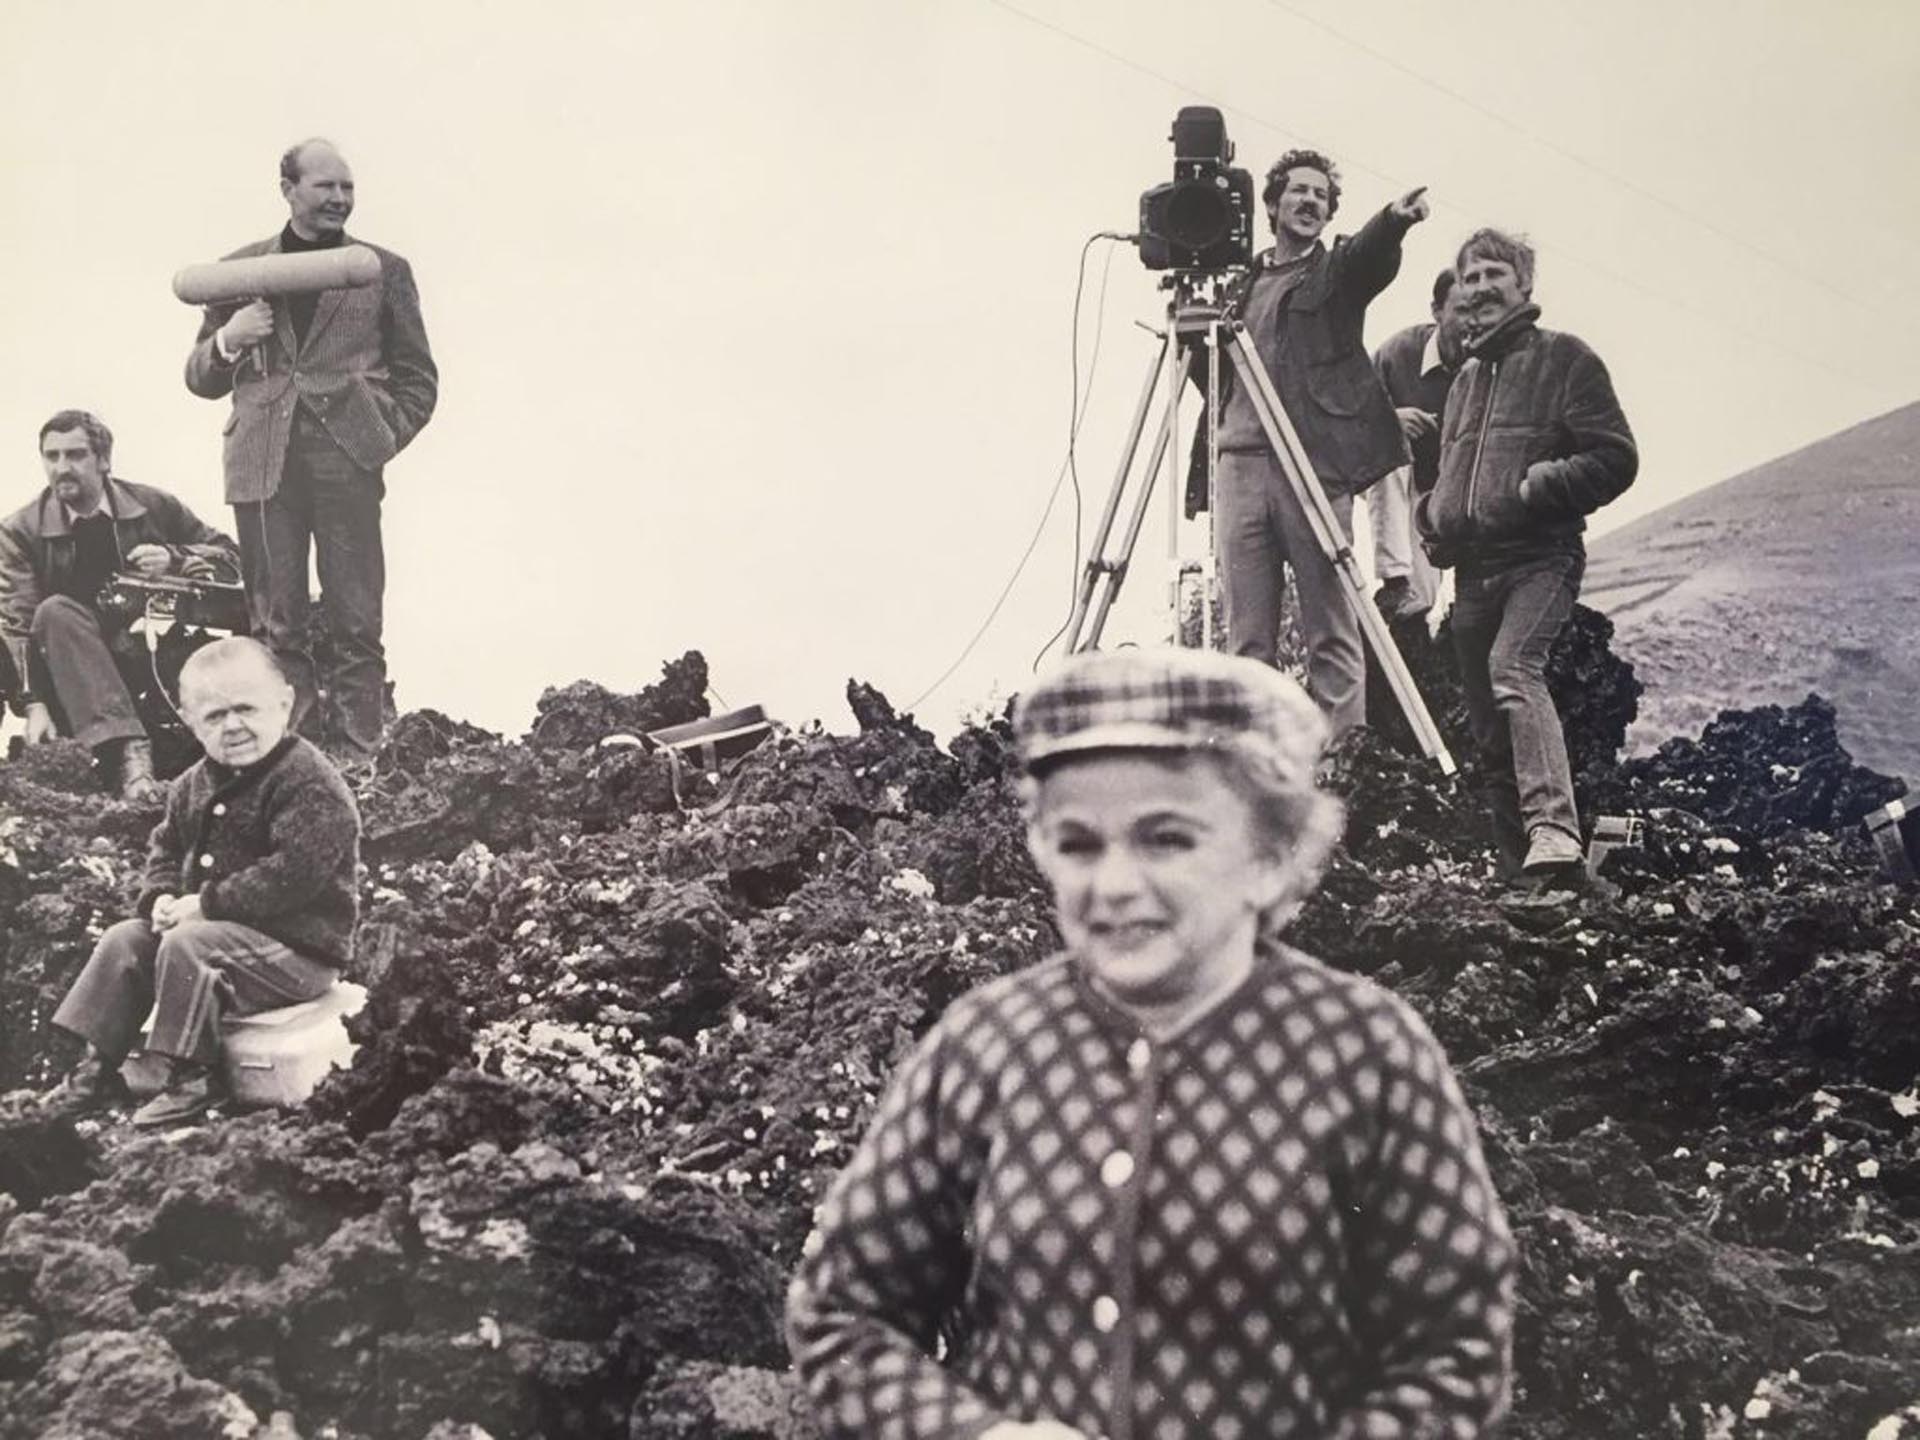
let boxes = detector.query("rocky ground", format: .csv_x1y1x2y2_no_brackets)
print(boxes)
1,627,1916,1439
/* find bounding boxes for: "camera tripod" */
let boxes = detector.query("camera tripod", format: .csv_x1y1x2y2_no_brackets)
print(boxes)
1060,279,1457,774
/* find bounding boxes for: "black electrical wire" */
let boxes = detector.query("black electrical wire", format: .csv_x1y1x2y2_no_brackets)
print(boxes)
902,231,1126,715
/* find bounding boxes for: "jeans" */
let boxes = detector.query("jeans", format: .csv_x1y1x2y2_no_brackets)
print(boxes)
1215,449,1364,735
234,408,387,756
1450,552,1583,872
52,916,337,1066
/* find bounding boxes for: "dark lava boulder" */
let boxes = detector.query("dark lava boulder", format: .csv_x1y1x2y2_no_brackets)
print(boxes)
0,633,1915,1439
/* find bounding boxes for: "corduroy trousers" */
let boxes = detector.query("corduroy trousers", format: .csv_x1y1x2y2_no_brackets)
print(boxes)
52,917,337,1067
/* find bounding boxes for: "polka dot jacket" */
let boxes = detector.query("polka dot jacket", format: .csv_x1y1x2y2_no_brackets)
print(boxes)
787,947,1516,1440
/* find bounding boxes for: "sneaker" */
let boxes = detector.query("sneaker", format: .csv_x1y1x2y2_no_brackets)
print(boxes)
44,1054,126,1112
130,1062,220,1129
1522,825,1587,875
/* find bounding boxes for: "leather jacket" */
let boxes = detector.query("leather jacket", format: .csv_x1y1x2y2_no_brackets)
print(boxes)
1416,304,1636,569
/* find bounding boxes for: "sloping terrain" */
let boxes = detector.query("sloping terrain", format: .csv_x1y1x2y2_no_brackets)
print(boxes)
0,630,1916,1440
1587,399,1920,786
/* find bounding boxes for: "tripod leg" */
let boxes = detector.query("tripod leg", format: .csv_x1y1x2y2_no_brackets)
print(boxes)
1082,404,1174,650
1224,328,1457,774
1203,320,1222,649
1063,330,1170,653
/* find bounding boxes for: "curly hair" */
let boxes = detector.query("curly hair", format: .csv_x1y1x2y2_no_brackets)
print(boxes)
37,409,113,469
1456,227,1536,297
1261,149,1342,219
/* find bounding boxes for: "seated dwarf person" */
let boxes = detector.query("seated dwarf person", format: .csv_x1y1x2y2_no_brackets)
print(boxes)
46,636,360,1127
0,409,240,802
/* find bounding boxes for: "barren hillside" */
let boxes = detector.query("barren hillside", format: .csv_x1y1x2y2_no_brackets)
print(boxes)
1587,401,1920,786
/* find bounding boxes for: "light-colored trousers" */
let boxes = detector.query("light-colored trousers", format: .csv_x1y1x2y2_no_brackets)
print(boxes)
1366,465,1439,613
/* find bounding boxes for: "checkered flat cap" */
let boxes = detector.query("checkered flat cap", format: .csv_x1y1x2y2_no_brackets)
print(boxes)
1015,647,1328,780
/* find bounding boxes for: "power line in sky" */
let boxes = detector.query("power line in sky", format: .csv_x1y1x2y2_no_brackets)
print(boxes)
982,0,1892,395
1258,0,1920,328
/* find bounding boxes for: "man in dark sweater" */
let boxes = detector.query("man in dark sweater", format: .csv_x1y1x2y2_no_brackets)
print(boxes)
0,410,239,801
1368,267,1467,627
1192,149,1430,737
45,637,361,1127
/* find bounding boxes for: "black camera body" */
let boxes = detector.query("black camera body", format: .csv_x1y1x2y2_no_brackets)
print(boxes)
1138,106,1256,272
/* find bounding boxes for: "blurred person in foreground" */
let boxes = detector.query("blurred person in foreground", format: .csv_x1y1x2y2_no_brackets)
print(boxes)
44,637,359,1128
1415,228,1637,883
787,647,1516,1439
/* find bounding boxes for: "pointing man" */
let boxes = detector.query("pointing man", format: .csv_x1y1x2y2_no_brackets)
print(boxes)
185,138,437,763
1189,149,1429,736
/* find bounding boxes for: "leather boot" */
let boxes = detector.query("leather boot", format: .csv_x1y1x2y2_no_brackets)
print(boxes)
43,1047,126,1112
111,738,165,806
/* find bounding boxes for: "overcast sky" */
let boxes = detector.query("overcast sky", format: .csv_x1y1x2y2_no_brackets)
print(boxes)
4,0,1916,739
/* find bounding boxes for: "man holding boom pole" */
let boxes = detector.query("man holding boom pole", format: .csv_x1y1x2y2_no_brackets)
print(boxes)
184,138,437,764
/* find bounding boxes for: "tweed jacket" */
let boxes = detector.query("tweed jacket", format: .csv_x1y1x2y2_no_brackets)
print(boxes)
183,230,438,504
1416,304,1636,572
788,947,1516,1440
1185,205,1415,515
137,735,361,968
0,478,238,704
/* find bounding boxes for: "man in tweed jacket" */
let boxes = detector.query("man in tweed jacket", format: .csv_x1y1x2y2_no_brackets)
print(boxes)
46,637,359,1127
184,137,437,761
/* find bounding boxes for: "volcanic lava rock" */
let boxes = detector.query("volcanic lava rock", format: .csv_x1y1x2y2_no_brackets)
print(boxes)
1586,692,1907,839
528,652,711,752
1,640,1915,1438
5,1328,262,1439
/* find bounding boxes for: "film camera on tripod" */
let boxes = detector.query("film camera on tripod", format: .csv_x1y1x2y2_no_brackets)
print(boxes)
1136,106,1257,273
1063,107,1455,772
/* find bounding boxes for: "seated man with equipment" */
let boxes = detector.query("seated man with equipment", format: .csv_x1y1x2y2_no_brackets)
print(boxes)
43,636,360,1127
0,410,241,800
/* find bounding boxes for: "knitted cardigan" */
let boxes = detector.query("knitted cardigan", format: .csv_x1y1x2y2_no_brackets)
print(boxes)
787,947,1516,1440
136,735,361,968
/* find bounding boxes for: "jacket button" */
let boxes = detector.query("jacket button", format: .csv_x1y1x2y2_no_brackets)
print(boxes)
212,803,226,816
1101,1151,1135,1188
1092,1296,1120,1333
199,854,215,868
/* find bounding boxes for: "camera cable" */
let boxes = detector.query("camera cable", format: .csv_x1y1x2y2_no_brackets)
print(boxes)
903,230,1126,714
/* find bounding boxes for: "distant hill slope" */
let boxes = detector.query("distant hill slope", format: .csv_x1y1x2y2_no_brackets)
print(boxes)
1586,400,1920,788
